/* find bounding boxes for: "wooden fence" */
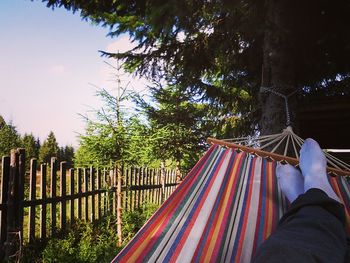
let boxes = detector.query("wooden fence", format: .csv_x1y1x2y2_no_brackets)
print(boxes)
0,149,178,261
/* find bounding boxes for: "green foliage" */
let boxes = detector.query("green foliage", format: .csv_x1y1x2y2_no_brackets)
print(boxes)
40,217,120,263
41,0,350,134
136,84,238,172
39,131,59,164
74,85,131,168
121,117,157,167
59,145,75,164
21,133,40,160
0,116,21,156
23,202,159,263
0,117,74,166
122,202,159,242
74,144,96,168
75,84,161,168
75,119,125,167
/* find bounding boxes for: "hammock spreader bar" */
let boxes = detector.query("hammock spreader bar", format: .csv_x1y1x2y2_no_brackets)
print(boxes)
207,137,350,177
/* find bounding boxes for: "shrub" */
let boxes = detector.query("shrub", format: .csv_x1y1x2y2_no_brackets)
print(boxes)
122,202,159,243
41,217,120,263
23,201,160,262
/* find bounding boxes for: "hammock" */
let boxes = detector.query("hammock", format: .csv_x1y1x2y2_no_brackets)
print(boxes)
113,136,350,263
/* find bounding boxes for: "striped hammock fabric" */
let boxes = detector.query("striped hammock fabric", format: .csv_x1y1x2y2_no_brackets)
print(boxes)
113,144,350,263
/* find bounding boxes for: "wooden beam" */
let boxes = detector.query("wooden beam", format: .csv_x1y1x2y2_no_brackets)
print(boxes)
207,137,350,177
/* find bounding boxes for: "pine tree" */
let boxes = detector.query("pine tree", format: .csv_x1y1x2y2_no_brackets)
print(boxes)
137,84,220,172
22,133,40,160
41,0,350,135
0,116,21,156
75,62,132,168
74,60,158,168
59,145,75,164
39,131,59,164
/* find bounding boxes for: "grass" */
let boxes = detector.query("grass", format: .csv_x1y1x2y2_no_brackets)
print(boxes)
21,201,159,263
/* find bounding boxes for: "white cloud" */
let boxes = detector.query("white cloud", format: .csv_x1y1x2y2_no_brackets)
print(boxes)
101,36,151,93
49,64,65,76
106,35,137,54
96,36,153,113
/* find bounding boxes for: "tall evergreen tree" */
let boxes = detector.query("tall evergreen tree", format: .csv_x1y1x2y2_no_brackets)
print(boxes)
75,80,133,167
137,84,226,172
74,59,164,168
0,116,21,156
21,133,40,160
39,131,59,164
122,116,157,167
40,0,350,136
75,81,164,168
59,145,75,164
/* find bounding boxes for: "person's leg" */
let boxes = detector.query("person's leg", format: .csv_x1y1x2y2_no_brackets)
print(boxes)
252,139,348,263
253,189,347,263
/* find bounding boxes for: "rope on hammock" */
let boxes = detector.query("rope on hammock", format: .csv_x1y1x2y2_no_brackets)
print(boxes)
220,86,350,176
209,131,350,177
260,86,298,126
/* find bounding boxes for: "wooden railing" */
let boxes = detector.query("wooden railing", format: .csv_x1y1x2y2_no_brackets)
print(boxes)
0,148,178,261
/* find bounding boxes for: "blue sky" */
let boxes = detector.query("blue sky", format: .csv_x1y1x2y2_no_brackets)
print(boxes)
0,0,146,148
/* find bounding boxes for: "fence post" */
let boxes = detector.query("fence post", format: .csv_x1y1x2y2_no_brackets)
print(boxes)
96,169,102,220
69,168,75,225
18,149,25,240
0,156,10,260
160,162,165,203
109,169,115,215
175,160,182,184
40,163,47,240
116,163,123,247
124,167,129,213
5,148,25,261
28,159,37,243
77,168,82,220
132,167,137,211
103,168,108,214
50,157,58,236
84,168,89,221
60,162,67,231
90,167,95,222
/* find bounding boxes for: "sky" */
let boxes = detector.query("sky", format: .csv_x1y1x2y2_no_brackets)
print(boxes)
0,0,148,148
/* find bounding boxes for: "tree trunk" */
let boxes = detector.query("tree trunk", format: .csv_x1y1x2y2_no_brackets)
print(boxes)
260,0,298,135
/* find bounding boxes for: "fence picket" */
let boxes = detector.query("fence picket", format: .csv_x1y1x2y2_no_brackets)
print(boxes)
50,157,57,236
151,169,155,204
0,156,10,253
77,168,82,220
69,168,75,225
40,163,47,239
0,149,178,261
84,168,89,221
133,167,137,211
128,167,132,212
103,168,107,214
90,167,95,222
97,169,101,220
6,149,22,259
18,149,25,239
60,162,67,231
28,159,37,243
